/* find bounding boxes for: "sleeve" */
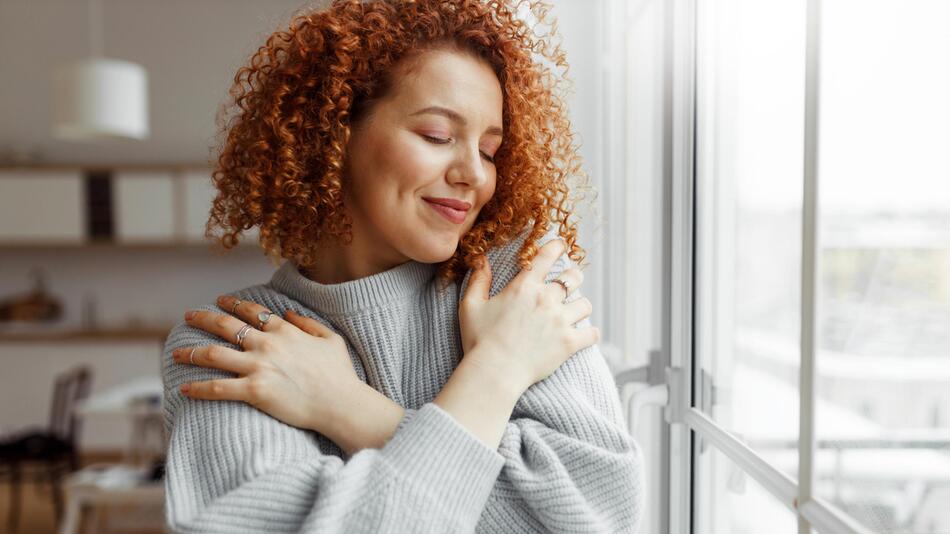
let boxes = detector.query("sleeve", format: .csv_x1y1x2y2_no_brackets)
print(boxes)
462,230,645,533
161,308,505,534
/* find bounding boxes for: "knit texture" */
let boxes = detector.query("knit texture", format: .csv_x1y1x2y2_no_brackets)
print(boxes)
161,228,644,533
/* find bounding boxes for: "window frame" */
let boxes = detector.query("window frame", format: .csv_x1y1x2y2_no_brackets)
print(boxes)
663,0,875,532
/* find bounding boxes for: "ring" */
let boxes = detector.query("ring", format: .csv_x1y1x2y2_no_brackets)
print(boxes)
235,324,252,349
189,347,197,365
230,299,242,314
257,311,275,330
551,278,571,297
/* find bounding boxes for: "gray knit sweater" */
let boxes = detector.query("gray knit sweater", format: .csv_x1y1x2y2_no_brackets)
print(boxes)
161,229,643,533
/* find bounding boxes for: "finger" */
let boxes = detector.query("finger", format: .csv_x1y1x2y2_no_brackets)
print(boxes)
567,326,601,355
543,267,584,303
554,267,584,292
462,255,492,303
172,345,257,375
180,377,250,402
284,310,334,337
218,295,284,333
562,296,594,326
521,238,567,284
184,309,261,349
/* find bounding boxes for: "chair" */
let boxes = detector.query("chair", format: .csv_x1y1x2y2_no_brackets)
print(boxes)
0,366,92,533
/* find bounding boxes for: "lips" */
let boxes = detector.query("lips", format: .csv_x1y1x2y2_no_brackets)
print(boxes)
423,198,469,224
423,197,472,211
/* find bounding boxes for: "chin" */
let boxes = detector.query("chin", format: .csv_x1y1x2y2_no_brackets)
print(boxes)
408,236,460,264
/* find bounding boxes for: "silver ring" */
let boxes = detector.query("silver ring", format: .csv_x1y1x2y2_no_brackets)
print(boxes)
235,324,252,348
551,277,571,297
230,299,242,314
257,311,275,330
189,347,197,365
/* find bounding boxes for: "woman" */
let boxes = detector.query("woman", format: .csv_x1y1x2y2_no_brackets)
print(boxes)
162,1,643,532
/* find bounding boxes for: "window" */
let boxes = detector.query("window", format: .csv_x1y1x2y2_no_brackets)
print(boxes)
607,0,950,532
814,1,950,531
694,0,807,479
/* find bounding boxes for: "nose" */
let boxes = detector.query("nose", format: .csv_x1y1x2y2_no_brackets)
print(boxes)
446,143,491,189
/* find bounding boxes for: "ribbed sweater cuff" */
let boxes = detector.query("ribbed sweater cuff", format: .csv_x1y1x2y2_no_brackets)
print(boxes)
383,402,505,527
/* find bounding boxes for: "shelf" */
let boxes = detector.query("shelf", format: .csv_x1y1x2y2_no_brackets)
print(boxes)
0,241,261,250
0,326,173,343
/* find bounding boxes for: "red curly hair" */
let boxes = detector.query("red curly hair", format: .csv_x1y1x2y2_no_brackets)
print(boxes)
206,0,595,287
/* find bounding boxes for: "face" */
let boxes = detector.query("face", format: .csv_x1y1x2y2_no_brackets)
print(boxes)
341,48,503,272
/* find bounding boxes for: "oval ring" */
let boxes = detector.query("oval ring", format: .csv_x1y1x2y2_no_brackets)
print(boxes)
257,311,275,330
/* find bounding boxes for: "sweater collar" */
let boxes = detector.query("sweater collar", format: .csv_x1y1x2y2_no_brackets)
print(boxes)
268,258,438,316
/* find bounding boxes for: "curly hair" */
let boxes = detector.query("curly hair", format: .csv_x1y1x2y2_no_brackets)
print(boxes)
206,0,596,288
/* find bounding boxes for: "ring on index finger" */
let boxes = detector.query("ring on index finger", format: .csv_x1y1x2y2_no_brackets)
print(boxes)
230,299,243,314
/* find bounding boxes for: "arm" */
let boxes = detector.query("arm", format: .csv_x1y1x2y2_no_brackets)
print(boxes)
472,231,644,533
337,351,528,455
331,355,522,455
340,234,645,533
161,317,506,534
341,340,642,533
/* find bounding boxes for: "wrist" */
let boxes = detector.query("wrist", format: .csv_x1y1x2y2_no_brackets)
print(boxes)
463,342,529,402
432,353,525,450
325,381,404,456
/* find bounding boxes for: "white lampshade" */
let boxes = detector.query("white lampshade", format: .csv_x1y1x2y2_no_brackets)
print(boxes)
52,58,149,141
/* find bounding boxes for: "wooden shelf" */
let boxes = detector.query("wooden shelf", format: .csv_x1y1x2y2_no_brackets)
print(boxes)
0,241,261,251
0,326,173,343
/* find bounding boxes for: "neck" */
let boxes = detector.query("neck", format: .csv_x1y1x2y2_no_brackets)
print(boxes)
302,236,410,284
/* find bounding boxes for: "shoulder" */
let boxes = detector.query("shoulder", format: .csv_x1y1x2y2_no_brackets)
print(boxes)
458,225,580,298
162,279,335,356
163,283,266,350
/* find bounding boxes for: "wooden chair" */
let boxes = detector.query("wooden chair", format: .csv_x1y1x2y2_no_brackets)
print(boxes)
0,366,92,532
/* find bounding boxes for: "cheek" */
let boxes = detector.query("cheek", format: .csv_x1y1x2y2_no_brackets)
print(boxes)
481,172,498,204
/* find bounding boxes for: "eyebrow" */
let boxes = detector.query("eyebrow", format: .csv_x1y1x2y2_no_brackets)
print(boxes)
409,106,503,137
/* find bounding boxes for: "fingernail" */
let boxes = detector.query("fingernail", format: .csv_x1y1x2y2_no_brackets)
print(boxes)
185,310,196,320
180,384,190,393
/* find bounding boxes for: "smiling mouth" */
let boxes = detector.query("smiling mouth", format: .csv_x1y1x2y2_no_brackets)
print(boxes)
423,199,468,224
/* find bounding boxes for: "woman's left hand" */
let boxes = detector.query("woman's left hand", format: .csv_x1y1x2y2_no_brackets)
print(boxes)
172,295,362,435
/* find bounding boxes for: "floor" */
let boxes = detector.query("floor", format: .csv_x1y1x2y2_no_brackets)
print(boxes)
0,453,166,534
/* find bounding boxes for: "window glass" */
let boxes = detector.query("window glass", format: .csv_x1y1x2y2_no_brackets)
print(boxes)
695,446,799,533
815,1,950,532
694,0,807,477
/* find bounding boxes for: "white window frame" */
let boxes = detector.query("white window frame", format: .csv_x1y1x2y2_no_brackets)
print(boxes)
610,0,881,532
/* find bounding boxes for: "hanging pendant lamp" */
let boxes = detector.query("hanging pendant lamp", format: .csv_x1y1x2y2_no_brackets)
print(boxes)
51,0,149,141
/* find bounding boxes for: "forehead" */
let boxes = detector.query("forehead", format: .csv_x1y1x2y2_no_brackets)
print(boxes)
384,49,503,123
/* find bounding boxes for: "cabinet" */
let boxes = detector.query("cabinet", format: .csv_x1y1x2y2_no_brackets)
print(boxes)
0,166,258,246
0,170,86,244
114,171,176,243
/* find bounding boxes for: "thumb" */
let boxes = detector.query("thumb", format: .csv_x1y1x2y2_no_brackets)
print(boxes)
464,256,492,303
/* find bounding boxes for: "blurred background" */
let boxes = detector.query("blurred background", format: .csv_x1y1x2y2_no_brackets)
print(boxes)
0,0,947,533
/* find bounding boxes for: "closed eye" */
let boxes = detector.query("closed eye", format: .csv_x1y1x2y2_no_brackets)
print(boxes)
422,134,495,164
421,134,451,144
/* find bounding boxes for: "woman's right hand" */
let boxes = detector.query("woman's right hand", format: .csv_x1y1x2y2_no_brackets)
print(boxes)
459,239,600,392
